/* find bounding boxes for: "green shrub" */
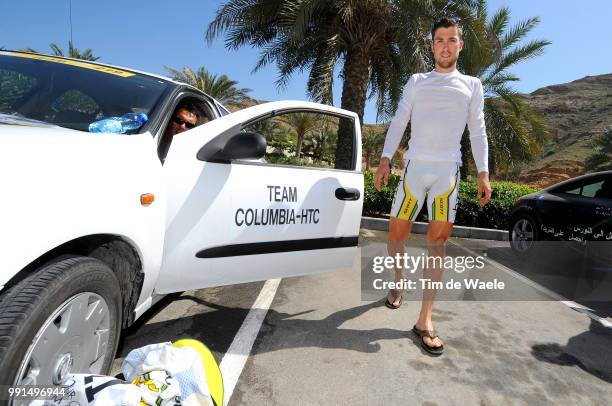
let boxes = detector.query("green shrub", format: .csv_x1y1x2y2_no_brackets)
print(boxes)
362,170,539,230
363,170,401,216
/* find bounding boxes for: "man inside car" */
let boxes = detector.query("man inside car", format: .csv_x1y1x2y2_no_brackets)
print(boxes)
164,102,201,137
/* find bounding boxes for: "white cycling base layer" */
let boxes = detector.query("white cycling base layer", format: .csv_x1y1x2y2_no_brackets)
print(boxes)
382,69,489,173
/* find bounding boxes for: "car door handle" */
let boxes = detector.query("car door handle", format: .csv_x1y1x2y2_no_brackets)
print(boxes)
335,187,360,201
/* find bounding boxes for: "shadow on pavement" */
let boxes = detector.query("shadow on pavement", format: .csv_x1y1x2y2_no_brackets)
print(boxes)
483,243,612,318
531,319,612,383
119,296,407,357
117,295,250,361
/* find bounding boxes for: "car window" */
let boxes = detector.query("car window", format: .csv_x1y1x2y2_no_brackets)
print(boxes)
0,68,38,112
158,97,215,162
594,176,612,199
215,101,230,117
242,110,356,170
0,52,171,132
563,186,581,195
46,89,103,126
556,178,607,198
581,180,605,198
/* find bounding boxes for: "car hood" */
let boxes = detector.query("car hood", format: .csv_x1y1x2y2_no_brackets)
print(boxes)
0,114,61,128
520,190,543,200
0,124,154,150
0,125,159,195
1,122,104,137
0,125,163,283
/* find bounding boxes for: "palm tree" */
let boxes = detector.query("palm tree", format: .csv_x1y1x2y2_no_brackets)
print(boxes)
21,41,99,61
362,128,385,170
304,125,336,164
165,66,251,108
585,128,612,171
248,117,283,140
282,112,320,160
206,0,479,169
459,1,550,177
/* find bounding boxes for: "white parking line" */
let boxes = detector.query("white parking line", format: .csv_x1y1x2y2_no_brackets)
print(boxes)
561,301,612,328
219,278,281,406
448,240,612,329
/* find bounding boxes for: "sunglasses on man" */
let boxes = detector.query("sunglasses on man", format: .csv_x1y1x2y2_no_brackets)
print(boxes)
172,116,196,129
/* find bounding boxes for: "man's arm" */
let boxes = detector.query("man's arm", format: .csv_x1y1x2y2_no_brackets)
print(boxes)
381,75,416,160
375,76,416,191
468,79,492,206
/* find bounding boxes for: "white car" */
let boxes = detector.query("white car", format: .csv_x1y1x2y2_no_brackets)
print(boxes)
0,51,363,387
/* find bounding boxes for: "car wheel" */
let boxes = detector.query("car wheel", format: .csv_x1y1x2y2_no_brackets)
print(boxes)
509,214,539,255
0,256,122,388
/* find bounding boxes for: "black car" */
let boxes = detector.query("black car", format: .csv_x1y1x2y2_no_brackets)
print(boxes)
509,170,612,254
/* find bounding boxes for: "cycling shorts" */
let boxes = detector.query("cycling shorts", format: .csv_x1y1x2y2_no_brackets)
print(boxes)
390,159,460,223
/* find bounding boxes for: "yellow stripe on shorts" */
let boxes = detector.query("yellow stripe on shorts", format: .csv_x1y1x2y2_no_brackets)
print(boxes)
397,177,419,221
432,172,459,222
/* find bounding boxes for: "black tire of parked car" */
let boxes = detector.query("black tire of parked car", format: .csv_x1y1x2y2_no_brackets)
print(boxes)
0,256,122,386
509,213,540,257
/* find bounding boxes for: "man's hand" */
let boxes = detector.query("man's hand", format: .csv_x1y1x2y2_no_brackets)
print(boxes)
374,157,391,191
477,171,492,206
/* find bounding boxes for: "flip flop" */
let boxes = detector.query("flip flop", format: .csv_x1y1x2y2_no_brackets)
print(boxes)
412,325,444,355
385,289,403,309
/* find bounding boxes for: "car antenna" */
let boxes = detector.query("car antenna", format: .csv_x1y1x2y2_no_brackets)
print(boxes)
68,0,73,45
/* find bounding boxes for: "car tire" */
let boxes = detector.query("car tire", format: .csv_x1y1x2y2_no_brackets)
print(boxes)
509,213,540,257
0,256,122,387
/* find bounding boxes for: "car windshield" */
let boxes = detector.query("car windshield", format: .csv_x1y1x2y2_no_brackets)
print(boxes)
0,51,172,132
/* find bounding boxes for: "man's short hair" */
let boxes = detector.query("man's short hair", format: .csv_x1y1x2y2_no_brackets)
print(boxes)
431,17,463,40
176,101,199,118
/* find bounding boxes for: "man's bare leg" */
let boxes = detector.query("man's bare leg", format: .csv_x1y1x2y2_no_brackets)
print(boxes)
415,220,453,348
387,217,413,306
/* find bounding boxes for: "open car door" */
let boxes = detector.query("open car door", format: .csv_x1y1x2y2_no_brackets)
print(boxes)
156,101,363,293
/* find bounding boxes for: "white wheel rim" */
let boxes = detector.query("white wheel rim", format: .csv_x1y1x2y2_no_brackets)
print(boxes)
14,292,111,386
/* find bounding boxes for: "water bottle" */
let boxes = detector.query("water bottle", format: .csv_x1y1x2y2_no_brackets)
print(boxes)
88,118,123,133
89,112,148,133
120,112,148,131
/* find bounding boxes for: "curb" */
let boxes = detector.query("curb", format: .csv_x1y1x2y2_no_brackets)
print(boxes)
360,216,508,241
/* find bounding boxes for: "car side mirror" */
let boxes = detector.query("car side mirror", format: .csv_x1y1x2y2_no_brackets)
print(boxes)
197,131,267,163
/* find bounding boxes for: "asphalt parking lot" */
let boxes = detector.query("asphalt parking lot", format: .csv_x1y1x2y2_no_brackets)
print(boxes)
112,229,612,405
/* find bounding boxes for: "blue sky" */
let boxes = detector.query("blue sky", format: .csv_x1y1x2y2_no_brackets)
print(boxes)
2,0,610,124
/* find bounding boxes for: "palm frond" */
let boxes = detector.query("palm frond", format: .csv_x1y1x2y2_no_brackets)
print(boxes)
206,0,263,45
493,84,523,115
501,17,539,49
488,6,509,37
49,43,64,57
494,39,551,75
164,65,251,106
481,72,519,90
306,36,340,104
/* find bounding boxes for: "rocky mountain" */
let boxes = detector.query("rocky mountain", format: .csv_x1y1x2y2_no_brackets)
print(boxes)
516,73,612,188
